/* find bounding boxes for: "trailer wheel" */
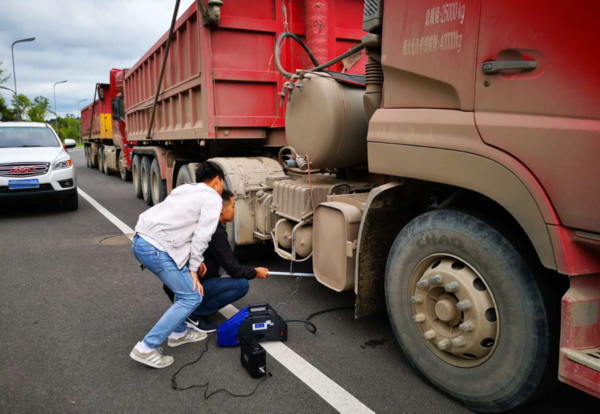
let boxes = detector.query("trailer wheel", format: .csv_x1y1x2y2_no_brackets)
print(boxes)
150,158,167,205
385,209,556,413
132,155,143,199
84,147,91,168
98,147,105,174
141,156,153,206
103,149,112,175
175,164,193,186
119,151,132,182
90,147,98,169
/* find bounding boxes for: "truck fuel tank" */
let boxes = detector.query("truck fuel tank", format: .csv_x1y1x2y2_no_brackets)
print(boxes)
285,73,368,169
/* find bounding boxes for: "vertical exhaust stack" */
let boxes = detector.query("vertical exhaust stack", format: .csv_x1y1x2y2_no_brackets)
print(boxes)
362,0,384,121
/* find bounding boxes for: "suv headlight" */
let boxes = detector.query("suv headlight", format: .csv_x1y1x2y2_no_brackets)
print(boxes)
54,159,73,170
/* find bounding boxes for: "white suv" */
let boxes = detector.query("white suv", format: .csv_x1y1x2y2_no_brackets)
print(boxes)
0,122,78,210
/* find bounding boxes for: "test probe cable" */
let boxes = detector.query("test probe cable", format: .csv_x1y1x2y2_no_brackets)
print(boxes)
171,334,271,399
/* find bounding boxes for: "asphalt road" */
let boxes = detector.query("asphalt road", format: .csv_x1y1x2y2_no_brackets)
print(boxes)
1,149,599,413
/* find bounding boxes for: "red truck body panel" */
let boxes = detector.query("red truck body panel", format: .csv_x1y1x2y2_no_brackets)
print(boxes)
474,0,600,233
81,91,111,140
123,0,367,142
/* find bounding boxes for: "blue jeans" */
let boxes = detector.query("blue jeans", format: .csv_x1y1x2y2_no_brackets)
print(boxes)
132,236,203,349
192,277,250,316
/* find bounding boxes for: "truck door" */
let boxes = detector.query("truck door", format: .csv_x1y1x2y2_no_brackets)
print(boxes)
474,1,600,232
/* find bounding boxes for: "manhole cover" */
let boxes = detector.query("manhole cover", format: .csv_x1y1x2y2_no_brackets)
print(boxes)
100,234,134,245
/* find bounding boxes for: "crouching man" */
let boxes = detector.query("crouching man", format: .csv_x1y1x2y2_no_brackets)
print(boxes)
163,189,270,332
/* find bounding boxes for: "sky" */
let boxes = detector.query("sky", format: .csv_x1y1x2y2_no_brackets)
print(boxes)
0,0,196,119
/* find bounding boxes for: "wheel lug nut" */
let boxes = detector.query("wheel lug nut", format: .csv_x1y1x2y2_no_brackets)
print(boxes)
424,330,436,340
410,294,424,304
416,280,430,290
456,299,472,311
451,336,467,347
412,313,426,323
459,321,474,332
430,274,443,285
444,282,460,293
437,339,451,350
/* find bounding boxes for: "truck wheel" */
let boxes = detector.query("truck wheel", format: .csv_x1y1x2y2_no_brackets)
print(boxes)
98,147,105,174
90,148,97,168
119,151,132,182
176,164,193,186
141,156,153,206
385,209,556,413
85,147,91,168
64,190,79,211
150,158,167,205
103,149,112,175
132,155,143,199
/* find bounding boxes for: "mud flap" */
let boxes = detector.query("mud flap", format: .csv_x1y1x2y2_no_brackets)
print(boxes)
355,180,430,318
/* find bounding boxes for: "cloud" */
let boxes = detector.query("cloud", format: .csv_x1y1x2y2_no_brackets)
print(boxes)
0,0,196,118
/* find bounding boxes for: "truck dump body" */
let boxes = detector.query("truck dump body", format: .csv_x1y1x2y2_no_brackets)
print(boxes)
81,94,112,141
124,0,366,142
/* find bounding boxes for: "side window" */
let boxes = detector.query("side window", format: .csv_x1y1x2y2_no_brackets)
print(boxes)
119,98,125,120
112,98,120,120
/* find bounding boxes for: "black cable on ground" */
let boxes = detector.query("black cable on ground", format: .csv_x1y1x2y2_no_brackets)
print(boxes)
283,319,317,334
307,306,354,321
171,334,271,399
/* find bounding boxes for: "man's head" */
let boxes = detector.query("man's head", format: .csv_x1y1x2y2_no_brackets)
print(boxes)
220,189,236,223
196,161,225,194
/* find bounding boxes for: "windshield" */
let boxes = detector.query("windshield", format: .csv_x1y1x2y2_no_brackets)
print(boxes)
0,127,60,148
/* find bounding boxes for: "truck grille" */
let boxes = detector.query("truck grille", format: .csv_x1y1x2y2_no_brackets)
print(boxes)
0,184,54,194
0,162,50,178
364,0,379,18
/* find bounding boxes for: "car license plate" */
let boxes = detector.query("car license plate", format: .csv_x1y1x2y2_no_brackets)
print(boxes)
8,179,39,190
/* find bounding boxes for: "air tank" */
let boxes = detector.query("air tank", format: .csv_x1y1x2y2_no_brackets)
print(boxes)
285,73,368,169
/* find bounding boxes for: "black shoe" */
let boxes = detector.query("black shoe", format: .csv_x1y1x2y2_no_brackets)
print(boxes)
186,315,218,333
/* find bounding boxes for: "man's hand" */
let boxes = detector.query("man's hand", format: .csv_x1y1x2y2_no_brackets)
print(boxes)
199,263,207,278
255,267,270,279
190,270,204,296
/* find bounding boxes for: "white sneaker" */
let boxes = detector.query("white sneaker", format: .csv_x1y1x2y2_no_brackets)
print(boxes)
130,344,174,369
167,329,207,348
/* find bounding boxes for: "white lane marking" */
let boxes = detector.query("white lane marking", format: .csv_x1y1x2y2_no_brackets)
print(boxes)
78,188,135,240
78,188,375,414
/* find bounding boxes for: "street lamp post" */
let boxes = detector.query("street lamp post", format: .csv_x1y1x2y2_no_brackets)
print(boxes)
77,99,87,144
53,80,67,137
12,37,36,121
0,86,17,103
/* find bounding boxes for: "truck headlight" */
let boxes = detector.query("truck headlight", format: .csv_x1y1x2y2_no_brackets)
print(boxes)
54,159,73,170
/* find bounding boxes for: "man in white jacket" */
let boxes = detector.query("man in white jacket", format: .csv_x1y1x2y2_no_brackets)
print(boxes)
129,161,224,369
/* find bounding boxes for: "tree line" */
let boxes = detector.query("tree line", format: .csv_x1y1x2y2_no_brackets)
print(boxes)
0,60,81,141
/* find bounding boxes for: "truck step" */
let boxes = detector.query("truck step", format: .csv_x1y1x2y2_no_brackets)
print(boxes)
564,348,600,372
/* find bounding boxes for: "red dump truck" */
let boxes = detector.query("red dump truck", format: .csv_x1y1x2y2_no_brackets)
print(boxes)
109,0,600,412
82,68,133,181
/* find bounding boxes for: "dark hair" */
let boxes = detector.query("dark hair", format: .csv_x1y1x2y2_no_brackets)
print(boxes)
195,161,224,183
221,189,235,204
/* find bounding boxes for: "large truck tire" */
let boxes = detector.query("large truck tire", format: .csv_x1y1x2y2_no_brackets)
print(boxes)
119,151,132,182
98,147,105,174
176,164,193,186
132,155,143,199
385,209,557,413
91,148,98,169
141,156,153,206
150,158,167,205
103,149,112,175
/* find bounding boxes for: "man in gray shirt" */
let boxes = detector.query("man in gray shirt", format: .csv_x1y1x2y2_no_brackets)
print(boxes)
129,161,224,369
